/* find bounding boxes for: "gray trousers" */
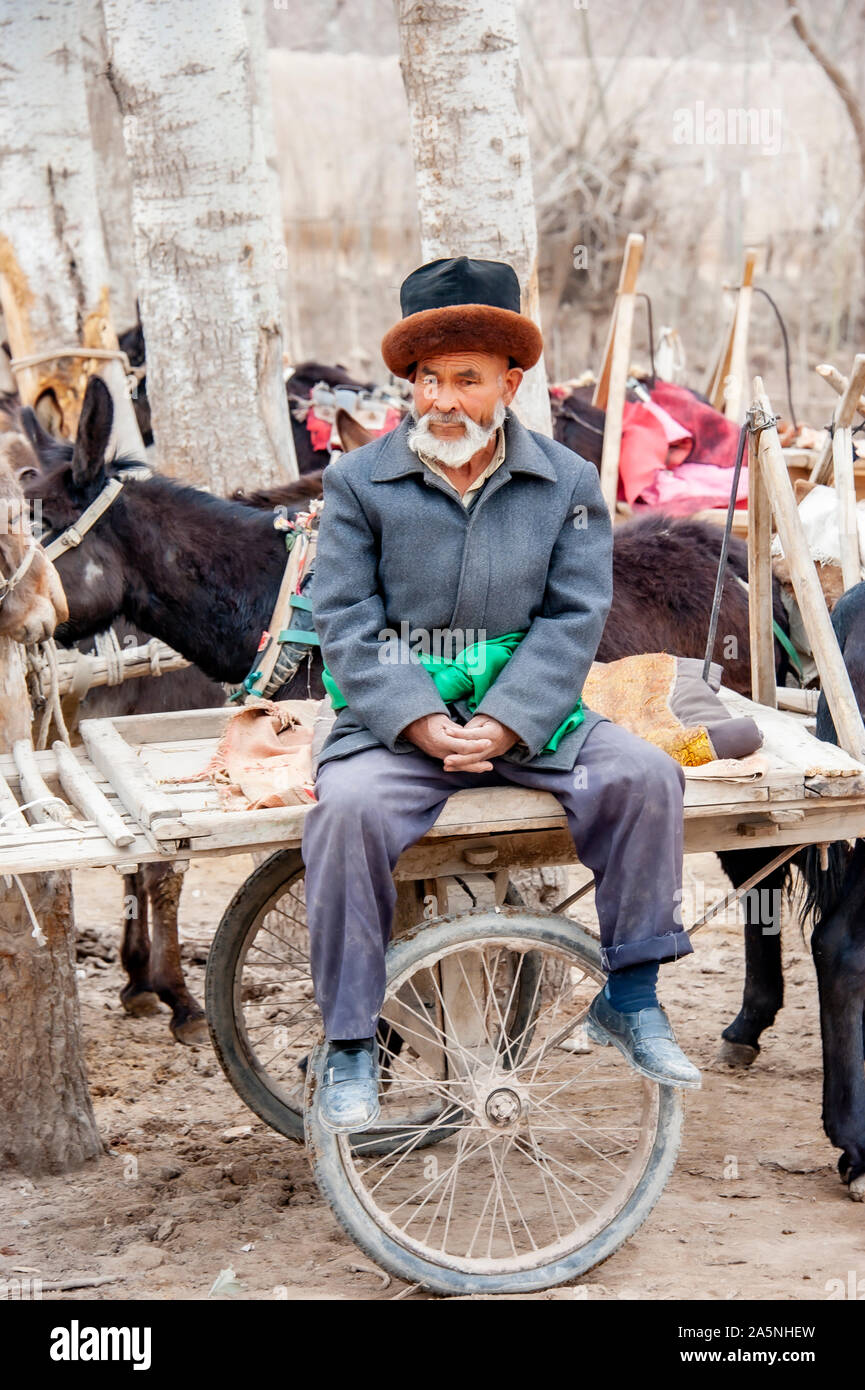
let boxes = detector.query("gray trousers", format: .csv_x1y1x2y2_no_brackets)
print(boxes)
301,720,690,1039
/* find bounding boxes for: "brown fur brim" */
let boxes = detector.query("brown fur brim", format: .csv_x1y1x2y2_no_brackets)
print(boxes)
381,304,543,378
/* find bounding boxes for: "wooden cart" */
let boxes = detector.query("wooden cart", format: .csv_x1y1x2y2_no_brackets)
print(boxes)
4,382,864,1294
2,687,864,1296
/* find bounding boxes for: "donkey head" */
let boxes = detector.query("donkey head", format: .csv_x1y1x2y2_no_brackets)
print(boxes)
0,435,68,644
20,376,127,640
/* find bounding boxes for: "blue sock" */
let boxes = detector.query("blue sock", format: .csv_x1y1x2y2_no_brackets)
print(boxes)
604,961,660,1013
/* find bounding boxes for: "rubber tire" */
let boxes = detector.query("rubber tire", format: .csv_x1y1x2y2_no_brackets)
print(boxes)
305,906,684,1296
206,848,309,1143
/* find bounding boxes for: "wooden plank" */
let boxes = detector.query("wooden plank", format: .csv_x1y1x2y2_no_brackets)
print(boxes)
102,699,320,745
592,233,644,514
149,802,310,845
776,687,818,715
833,355,865,591
12,740,76,825
706,248,756,414
811,353,865,486
722,249,756,422
719,686,865,781
93,706,236,743
592,232,644,409
752,378,865,763
79,719,183,829
52,740,135,848
0,768,27,831
747,423,777,706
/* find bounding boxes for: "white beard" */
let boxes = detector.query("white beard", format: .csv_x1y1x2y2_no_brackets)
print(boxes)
407,400,506,467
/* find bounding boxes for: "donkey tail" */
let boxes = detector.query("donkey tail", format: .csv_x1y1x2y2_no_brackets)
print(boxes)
797,840,856,929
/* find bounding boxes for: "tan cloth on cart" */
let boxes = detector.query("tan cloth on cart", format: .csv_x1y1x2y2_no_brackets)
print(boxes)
194,701,316,810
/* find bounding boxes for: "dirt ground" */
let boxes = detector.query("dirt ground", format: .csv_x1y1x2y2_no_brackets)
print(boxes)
1,850,861,1302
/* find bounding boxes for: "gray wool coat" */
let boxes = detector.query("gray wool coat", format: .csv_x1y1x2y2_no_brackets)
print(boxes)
309,406,614,774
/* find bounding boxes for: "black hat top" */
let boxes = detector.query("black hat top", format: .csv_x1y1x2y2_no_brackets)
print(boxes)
399,257,522,319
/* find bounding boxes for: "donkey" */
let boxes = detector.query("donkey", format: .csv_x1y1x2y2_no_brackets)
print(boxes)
10,407,225,1044
718,585,865,1200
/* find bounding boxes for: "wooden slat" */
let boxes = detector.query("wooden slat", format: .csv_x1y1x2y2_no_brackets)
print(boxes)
104,699,318,745
811,354,865,485
722,248,756,422
12,740,76,825
747,422,777,706
833,355,865,590
0,769,27,831
719,686,865,781
592,232,644,514
79,719,183,828
52,740,135,848
707,248,757,414
752,378,865,763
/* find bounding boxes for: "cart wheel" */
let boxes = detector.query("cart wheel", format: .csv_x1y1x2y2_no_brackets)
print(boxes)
205,852,543,1151
305,907,683,1296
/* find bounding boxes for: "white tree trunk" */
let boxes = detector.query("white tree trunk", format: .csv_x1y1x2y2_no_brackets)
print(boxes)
79,0,138,333
395,0,551,435
102,0,298,491
241,0,302,370
0,634,101,1176
0,0,143,454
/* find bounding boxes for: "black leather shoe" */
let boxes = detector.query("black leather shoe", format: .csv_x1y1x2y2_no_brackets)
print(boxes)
587,989,701,1089
318,1041,381,1132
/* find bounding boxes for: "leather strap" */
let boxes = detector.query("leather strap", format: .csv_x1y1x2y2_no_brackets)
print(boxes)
44,477,125,561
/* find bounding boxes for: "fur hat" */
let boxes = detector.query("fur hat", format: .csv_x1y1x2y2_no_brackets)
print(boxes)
381,256,543,379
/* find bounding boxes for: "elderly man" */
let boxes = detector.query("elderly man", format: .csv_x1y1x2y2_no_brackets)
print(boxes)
303,256,699,1132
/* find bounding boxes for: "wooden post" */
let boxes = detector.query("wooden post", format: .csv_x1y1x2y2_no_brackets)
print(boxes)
706,248,757,420
747,422,777,707
752,377,865,762
809,354,865,487
592,232,644,514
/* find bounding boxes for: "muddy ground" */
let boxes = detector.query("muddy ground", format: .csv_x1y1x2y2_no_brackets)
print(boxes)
0,850,861,1302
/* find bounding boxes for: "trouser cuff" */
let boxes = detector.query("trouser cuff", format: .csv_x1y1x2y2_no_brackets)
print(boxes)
601,929,693,972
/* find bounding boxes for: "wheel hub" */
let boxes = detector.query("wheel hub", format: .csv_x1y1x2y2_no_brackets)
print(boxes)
484,1086,524,1129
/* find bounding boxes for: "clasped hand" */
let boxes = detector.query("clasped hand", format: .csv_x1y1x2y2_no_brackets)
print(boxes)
401,712,519,772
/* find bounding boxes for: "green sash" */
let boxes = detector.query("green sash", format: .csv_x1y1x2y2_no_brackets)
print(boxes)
321,630,584,753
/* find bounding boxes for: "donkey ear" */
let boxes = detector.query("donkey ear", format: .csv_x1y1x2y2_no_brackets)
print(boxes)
71,376,114,486
335,407,375,453
19,404,59,462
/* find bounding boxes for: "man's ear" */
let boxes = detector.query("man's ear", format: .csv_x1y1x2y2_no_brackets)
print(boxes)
502,366,524,405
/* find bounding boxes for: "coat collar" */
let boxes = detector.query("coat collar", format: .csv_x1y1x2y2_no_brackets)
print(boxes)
369,407,558,483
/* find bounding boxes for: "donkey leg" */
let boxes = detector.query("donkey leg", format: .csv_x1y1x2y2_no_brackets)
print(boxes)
717,851,785,1066
812,894,865,1199
119,871,161,1017
143,862,208,1045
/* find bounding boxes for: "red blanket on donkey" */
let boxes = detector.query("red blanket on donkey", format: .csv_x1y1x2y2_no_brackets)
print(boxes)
618,380,745,513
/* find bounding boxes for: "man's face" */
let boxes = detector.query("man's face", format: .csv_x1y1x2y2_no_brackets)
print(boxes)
407,352,523,467
412,352,522,433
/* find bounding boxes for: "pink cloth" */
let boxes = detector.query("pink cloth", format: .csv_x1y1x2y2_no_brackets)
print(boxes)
618,403,670,504
638,461,749,514
617,380,744,511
